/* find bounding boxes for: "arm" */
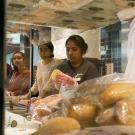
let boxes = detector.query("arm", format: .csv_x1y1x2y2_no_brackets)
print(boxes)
30,79,39,96
38,77,58,98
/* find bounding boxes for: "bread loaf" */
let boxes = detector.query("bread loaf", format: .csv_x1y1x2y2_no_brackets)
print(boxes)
68,103,97,121
32,94,63,107
67,98,97,128
99,83,135,107
116,99,135,125
31,94,63,120
51,69,63,80
96,107,117,125
32,117,80,135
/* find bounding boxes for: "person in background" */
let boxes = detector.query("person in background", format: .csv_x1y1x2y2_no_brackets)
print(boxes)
55,34,98,87
24,41,62,100
6,51,30,96
117,7,135,81
6,63,12,79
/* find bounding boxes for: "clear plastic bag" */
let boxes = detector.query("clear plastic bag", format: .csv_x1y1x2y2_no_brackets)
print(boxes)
71,73,135,126
115,98,135,125
29,94,68,123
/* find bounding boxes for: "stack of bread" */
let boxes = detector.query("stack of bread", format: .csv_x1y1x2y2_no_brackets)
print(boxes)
29,73,135,135
96,82,135,125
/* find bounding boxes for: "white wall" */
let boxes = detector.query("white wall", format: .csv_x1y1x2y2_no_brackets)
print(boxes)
52,28,101,59
33,28,101,65
80,28,101,59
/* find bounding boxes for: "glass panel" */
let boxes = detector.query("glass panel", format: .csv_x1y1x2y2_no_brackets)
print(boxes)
5,27,31,116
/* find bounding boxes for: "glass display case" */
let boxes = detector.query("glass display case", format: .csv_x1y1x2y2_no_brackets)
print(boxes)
3,0,135,135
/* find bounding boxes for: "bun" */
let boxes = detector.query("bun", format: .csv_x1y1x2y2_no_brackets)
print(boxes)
31,94,63,120
96,108,116,125
116,99,135,125
51,69,62,80
68,104,96,120
32,117,80,135
68,98,97,127
99,83,135,107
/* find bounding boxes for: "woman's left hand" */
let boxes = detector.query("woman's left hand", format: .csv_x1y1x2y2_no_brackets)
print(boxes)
5,91,15,96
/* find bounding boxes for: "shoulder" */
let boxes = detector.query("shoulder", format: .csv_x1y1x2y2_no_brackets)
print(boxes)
57,59,69,67
83,59,96,68
82,59,98,74
53,58,63,64
83,59,99,77
50,58,64,67
37,60,43,66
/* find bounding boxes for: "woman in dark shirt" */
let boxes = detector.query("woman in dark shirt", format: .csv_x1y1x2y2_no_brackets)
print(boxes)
56,35,98,85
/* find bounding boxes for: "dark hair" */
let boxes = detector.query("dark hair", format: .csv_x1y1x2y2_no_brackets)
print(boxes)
65,35,88,54
38,41,54,57
11,51,27,72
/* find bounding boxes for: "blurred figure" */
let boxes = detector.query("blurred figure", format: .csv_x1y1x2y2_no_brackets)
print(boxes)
6,63,12,79
55,35,98,87
117,7,135,81
6,51,30,96
22,41,62,101
31,41,62,98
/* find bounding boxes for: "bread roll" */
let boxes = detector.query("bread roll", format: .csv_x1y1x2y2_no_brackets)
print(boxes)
68,104,96,121
99,83,135,107
96,108,116,125
31,94,63,120
35,108,50,118
116,99,135,125
32,94,63,107
32,117,80,135
51,69,63,80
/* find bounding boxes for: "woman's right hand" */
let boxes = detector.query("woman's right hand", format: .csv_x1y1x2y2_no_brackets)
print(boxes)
5,91,15,96
5,91,11,96
19,91,31,100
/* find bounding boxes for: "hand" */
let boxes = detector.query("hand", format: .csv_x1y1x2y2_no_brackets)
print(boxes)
55,74,75,86
19,92,31,100
6,91,15,96
5,91,11,96
19,99,30,106
31,97,38,103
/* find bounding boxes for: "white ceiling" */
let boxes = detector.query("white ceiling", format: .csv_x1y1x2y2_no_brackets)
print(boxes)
6,0,135,32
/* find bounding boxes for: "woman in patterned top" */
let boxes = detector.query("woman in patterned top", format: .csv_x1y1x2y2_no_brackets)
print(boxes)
6,51,30,96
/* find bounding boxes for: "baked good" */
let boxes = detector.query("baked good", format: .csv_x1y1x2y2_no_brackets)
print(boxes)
32,94,63,107
67,98,97,127
115,99,135,125
96,108,116,125
31,117,80,135
51,69,63,80
99,83,135,107
68,103,96,121
31,94,63,120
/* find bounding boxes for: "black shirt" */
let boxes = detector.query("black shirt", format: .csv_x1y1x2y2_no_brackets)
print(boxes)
57,59,98,84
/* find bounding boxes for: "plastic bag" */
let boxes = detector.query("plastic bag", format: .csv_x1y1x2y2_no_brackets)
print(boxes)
67,97,98,128
70,73,135,126
115,98,135,125
29,94,68,123
96,98,135,126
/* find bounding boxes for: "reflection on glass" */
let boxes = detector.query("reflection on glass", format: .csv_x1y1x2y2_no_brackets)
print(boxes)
5,30,31,117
